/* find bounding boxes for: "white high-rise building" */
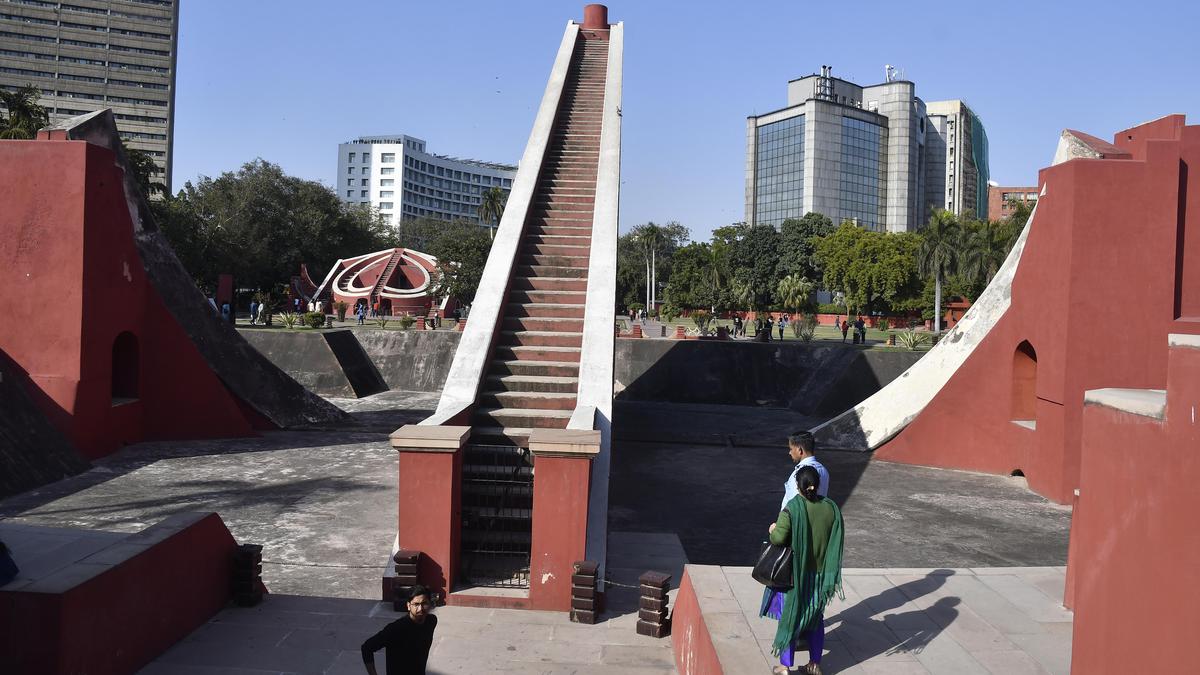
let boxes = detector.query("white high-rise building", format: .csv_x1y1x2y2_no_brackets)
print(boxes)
336,135,517,226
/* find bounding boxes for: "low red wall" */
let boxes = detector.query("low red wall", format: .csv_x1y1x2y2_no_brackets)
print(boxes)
528,454,591,611
672,568,723,675
1,512,241,675
396,449,461,599
1069,340,1200,674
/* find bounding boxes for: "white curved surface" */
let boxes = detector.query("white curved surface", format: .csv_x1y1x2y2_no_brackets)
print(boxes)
813,193,1043,450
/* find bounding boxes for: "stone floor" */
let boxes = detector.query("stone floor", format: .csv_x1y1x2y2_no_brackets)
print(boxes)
138,531,687,675
711,565,1072,675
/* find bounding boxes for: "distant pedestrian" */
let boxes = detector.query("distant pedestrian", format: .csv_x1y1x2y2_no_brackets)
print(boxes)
356,303,366,325
779,315,788,341
220,302,231,324
362,584,437,675
765,316,774,342
840,320,849,343
855,317,866,343
732,315,743,338
293,298,301,312
453,307,462,325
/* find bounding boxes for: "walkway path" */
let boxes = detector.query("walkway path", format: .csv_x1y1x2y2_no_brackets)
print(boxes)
698,565,1071,674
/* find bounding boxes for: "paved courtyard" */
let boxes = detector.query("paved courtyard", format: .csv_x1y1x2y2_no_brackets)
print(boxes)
701,565,1072,675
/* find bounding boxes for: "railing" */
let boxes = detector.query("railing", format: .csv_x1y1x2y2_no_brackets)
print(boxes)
420,21,582,427
459,443,534,588
569,21,623,580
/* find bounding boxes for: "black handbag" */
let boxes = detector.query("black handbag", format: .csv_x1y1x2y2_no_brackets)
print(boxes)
752,541,794,589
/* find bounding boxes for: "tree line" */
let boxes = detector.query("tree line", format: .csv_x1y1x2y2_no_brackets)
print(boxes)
619,204,1030,324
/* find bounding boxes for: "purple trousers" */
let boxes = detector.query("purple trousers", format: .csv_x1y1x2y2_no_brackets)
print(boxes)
766,590,825,667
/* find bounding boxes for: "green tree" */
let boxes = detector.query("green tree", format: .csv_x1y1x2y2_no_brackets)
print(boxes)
776,274,815,315
728,223,782,311
916,209,962,332
479,186,507,239
628,221,689,310
125,145,167,197
0,84,49,139
776,212,834,281
155,159,396,290
427,221,493,305
815,222,922,315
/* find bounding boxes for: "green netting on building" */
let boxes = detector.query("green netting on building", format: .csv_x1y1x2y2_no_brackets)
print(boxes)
972,112,990,219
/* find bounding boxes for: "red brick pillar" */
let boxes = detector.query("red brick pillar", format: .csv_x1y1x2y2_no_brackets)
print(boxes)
457,318,467,332
631,324,642,338
674,325,686,339
416,316,426,330
528,429,600,611
388,425,469,600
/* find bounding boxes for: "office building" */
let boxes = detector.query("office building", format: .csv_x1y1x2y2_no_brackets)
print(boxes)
988,184,1038,220
746,66,989,232
336,135,517,226
0,0,180,187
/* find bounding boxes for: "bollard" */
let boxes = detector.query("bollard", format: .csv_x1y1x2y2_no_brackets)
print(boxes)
636,570,671,637
392,550,420,611
570,560,601,624
232,543,264,607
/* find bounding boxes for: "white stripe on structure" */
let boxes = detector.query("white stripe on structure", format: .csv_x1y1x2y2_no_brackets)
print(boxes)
813,194,1043,450
574,20,623,580
422,21,580,426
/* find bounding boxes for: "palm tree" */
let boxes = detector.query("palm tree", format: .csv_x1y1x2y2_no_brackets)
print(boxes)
0,84,50,139
776,274,814,316
917,209,962,332
959,221,1007,288
706,241,729,312
478,187,507,240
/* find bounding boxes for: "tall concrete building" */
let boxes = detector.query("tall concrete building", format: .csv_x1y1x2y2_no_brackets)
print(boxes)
0,0,179,186
746,66,989,232
926,99,990,219
336,135,517,227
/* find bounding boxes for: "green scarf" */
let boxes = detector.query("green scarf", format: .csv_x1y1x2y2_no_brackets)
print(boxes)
767,496,845,656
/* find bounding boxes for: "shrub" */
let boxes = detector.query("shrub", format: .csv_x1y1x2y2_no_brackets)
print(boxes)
303,311,326,329
280,311,298,329
397,315,416,330
659,305,681,322
896,329,931,351
334,300,348,322
374,314,391,329
796,313,818,342
691,309,713,334
817,303,846,315
877,318,890,331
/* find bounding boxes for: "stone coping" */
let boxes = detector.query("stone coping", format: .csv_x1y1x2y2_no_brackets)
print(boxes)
389,424,470,451
1083,388,1167,420
528,428,601,457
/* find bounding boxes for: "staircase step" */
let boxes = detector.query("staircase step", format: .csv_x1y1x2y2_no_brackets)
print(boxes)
490,360,581,377
494,345,582,362
498,330,583,348
470,426,534,446
485,374,579,393
505,302,586,319
480,391,578,411
502,316,586,332
510,276,588,292
524,243,591,256
473,407,573,429
527,226,593,237
518,253,590,267
514,264,588,278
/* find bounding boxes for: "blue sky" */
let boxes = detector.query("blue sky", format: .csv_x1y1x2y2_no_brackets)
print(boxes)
173,0,1200,241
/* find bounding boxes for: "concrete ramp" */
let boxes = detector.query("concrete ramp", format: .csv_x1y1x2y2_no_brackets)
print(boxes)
813,198,1038,450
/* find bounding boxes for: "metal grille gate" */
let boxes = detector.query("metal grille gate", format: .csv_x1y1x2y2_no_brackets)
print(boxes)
459,443,533,588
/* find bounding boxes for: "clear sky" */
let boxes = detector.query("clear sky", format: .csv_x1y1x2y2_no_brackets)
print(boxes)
173,0,1200,242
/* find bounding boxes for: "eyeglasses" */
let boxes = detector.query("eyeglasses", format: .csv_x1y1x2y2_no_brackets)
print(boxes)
409,600,432,607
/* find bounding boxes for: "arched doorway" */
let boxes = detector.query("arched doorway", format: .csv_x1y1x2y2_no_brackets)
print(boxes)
1011,340,1037,424
111,332,140,404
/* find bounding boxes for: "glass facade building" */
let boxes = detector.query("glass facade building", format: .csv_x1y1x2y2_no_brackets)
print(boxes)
838,117,885,230
747,67,988,233
753,115,805,228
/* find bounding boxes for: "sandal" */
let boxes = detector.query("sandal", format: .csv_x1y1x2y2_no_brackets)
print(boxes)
801,664,822,675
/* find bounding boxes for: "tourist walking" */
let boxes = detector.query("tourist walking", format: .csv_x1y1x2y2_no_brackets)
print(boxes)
733,315,743,338
855,317,866,343
765,316,774,341
781,431,829,508
779,314,788,341
761,466,845,675
249,300,259,326
356,303,366,325
361,585,438,675
840,320,849,343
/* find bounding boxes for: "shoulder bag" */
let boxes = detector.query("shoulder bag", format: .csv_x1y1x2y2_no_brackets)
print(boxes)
751,541,793,590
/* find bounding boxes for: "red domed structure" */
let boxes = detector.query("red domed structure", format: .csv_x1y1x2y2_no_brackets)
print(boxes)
313,247,453,317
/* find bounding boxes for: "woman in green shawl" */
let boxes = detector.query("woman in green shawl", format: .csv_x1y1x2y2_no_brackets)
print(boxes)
760,465,845,674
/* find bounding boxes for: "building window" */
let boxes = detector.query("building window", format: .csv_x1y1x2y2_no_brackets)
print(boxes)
380,179,394,186
360,190,368,197
361,167,369,175
382,167,395,175
381,153,395,163
754,114,806,228
380,191,393,198
348,167,354,175
347,179,354,186
379,202,393,209
348,152,356,162
837,116,885,231
346,190,353,197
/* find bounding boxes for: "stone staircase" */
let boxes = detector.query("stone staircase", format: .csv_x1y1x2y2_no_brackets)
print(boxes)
369,250,402,308
470,35,608,447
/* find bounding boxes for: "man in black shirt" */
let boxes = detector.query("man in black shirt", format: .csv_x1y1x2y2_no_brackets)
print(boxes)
362,585,438,675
